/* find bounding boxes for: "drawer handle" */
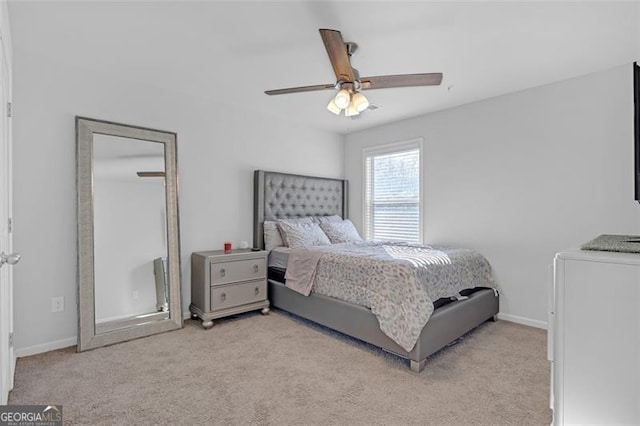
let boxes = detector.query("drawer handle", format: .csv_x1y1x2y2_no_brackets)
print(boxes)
255,287,259,296
221,293,226,302
253,264,259,273
220,268,225,277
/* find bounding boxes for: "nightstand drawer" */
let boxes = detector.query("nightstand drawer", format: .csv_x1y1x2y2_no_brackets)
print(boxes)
210,258,266,285
211,280,267,310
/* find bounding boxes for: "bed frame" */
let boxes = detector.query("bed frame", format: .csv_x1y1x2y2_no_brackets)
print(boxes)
253,170,499,372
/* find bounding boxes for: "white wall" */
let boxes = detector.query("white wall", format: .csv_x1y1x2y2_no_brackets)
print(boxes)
12,51,343,354
345,64,640,327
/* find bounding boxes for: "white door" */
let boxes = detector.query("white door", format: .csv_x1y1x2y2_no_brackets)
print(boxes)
0,17,14,404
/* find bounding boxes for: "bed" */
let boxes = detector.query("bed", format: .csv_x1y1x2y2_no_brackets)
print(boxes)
253,170,499,372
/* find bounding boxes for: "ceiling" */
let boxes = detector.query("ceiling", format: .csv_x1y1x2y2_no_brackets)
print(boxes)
8,1,640,134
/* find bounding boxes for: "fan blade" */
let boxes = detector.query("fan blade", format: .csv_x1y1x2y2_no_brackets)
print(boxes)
319,29,355,82
360,73,443,90
137,171,165,177
265,84,335,96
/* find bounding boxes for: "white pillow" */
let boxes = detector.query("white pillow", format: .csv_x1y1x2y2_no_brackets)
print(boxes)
277,221,331,248
263,217,312,251
263,221,283,252
319,219,363,244
313,214,343,224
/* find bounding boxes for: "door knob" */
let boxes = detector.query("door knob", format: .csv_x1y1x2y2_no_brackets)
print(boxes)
0,251,20,268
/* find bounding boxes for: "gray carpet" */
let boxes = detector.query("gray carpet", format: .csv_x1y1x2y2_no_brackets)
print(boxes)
10,311,551,425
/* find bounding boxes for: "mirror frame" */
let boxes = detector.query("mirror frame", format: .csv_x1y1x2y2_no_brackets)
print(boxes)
76,117,183,352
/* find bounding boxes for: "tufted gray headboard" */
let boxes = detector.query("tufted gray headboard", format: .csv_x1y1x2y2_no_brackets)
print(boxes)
253,170,348,249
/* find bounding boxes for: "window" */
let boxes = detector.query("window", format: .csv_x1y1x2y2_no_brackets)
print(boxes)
363,140,423,243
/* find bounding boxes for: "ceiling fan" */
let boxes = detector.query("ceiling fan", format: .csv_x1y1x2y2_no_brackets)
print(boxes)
265,29,443,117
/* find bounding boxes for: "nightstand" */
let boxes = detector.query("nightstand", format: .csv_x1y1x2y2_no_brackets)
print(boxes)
190,249,269,329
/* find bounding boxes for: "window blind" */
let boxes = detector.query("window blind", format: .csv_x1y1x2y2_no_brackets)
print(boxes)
364,147,421,243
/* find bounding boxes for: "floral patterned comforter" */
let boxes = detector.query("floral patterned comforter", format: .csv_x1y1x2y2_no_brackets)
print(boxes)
284,241,495,352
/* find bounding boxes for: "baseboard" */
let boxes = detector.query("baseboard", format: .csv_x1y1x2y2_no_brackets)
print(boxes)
9,351,15,399
13,312,544,357
18,314,192,357
15,336,77,358
498,313,547,330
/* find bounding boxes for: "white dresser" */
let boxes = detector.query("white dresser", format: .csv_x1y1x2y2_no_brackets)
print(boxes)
550,249,640,425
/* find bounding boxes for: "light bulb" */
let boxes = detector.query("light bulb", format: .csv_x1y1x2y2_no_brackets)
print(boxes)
334,89,351,109
326,98,341,115
351,92,370,112
345,103,360,117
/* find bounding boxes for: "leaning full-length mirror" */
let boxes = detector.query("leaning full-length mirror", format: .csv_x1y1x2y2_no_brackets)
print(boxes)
76,117,182,351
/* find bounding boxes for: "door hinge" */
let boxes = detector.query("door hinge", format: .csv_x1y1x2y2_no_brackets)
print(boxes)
7,102,11,118
9,332,13,347
7,218,12,234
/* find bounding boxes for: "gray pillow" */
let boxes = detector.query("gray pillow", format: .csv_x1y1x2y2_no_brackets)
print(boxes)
319,219,363,244
263,217,313,251
313,214,343,224
277,221,331,248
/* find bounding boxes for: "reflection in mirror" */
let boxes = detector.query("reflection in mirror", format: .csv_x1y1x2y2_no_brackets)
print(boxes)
76,117,182,352
93,135,169,333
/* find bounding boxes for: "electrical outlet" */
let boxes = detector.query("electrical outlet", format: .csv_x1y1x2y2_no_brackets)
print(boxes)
52,296,64,313
132,291,139,300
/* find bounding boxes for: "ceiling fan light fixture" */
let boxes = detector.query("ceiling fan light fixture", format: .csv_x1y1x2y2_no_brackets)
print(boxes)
334,89,351,109
326,98,341,115
351,92,370,112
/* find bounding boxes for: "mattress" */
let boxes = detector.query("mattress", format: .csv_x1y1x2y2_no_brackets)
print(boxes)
268,266,484,310
268,246,291,269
